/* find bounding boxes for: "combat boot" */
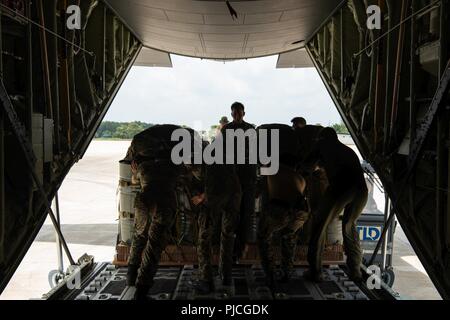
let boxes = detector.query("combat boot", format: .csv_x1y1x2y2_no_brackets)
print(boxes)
222,274,233,286
265,273,276,290
134,285,151,301
190,279,215,295
127,264,139,286
347,268,363,283
279,269,292,283
303,269,323,282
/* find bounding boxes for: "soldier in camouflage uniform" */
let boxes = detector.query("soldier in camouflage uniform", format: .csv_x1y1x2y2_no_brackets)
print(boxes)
125,125,184,300
221,102,257,259
193,163,242,293
257,162,309,288
303,128,368,283
295,124,327,245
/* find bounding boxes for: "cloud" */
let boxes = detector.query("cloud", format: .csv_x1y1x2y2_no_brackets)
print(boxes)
106,54,342,129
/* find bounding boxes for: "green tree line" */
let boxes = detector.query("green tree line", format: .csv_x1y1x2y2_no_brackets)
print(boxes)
331,122,349,134
95,121,154,139
95,121,349,140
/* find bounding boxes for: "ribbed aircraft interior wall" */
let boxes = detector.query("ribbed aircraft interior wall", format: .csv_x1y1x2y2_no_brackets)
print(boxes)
306,0,450,298
0,0,142,293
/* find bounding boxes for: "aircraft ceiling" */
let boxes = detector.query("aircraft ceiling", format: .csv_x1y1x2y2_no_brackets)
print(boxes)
105,0,343,60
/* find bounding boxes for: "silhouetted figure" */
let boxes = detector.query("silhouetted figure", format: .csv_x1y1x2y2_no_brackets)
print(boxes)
303,127,368,283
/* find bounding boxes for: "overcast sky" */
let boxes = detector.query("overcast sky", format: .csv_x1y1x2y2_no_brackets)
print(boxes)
106,54,342,131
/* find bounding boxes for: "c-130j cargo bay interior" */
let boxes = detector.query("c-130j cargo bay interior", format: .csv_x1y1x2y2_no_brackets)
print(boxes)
0,0,449,300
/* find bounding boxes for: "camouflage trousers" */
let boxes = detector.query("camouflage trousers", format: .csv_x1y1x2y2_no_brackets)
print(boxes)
299,169,328,244
128,163,178,287
235,165,257,257
258,201,309,277
307,184,368,274
197,192,241,282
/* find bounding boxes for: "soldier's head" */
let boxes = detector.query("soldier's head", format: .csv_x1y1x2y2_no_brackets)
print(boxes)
291,117,307,129
231,102,245,123
219,116,229,130
318,127,338,143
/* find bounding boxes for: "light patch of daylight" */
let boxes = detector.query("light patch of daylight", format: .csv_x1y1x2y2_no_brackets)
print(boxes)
106,54,342,132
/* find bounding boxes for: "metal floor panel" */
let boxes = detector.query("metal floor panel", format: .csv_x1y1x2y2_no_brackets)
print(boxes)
72,264,368,300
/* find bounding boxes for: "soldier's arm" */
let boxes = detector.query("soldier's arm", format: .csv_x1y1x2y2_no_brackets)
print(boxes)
191,193,206,206
299,143,321,174
124,142,139,178
123,145,134,161
191,165,206,194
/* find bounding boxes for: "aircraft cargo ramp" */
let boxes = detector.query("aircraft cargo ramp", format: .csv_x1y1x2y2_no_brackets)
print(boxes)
43,263,397,301
0,0,449,300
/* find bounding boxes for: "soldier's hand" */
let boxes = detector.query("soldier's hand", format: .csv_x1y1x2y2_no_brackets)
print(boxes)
131,160,138,173
191,193,206,206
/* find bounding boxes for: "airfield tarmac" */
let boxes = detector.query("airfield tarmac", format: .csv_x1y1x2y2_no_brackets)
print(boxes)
0,140,442,300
